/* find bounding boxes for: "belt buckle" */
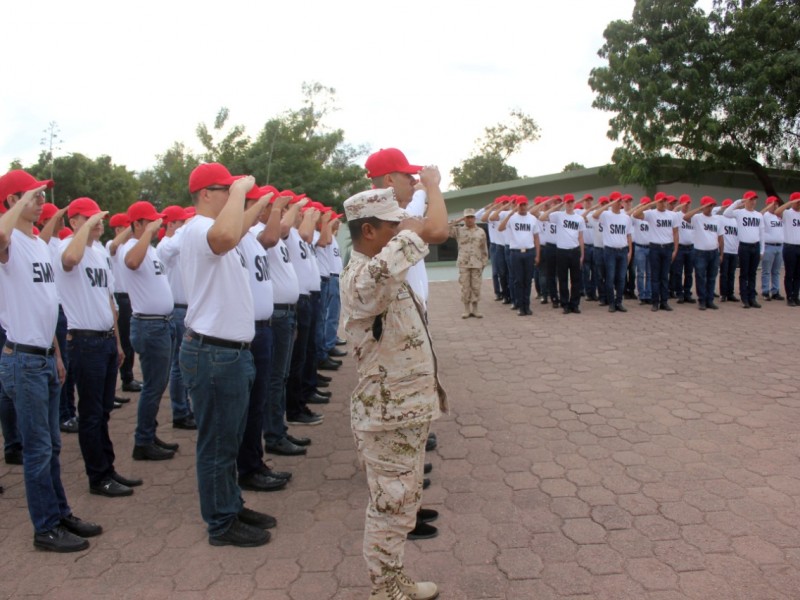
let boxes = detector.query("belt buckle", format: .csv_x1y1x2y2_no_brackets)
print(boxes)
520,248,527,253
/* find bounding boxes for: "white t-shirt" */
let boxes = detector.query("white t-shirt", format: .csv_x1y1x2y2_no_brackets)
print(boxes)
494,211,512,246
307,242,321,293
57,240,115,331
690,214,722,251
762,212,783,244
551,212,585,250
156,227,187,305
782,208,800,245
540,218,557,245
180,215,254,342
118,238,174,315
722,201,764,245
678,216,694,245
582,212,594,246
643,209,679,245
237,230,274,321
313,230,332,277
599,211,632,249
329,236,343,274
588,214,604,248
405,189,429,304
720,216,739,254
264,234,300,305
0,230,59,347
475,208,498,244
286,228,318,295
632,217,650,245
505,213,540,250
106,239,128,293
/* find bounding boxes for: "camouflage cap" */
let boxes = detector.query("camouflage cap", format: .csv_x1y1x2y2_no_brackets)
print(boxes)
464,208,476,217
343,188,409,222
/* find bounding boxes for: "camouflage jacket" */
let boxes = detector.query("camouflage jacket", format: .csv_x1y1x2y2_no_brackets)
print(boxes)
449,223,489,269
340,230,448,432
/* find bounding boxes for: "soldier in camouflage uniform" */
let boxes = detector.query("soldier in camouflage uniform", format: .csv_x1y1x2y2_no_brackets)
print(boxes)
448,208,489,318
340,173,448,600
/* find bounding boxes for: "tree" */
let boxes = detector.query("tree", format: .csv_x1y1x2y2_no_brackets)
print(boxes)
138,142,200,207
23,152,139,215
196,107,251,170
562,162,586,172
451,110,540,189
589,0,800,195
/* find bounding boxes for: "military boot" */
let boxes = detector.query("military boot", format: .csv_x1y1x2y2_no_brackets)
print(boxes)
462,303,471,318
470,302,483,318
395,571,439,600
369,579,411,600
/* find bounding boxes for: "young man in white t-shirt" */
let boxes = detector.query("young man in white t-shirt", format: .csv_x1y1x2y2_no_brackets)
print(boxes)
0,170,102,552
683,197,723,310
485,197,516,306
670,195,696,304
498,197,541,315
592,197,633,312
540,195,585,313
723,190,765,308
120,201,178,461
775,192,800,305
59,197,142,497
760,197,785,301
631,195,679,311
180,163,276,548
717,200,740,302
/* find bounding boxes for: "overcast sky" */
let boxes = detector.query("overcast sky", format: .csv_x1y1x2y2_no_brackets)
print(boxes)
2,0,713,190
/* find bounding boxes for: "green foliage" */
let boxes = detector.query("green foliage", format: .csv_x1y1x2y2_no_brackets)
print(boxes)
23,152,139,215
562,162,586,172
138,142,200,207
451,110,540,189
589,0,800,194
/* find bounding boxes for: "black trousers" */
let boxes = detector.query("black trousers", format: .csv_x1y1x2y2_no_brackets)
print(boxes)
541,243,558,302
738,242,760,303
114,292,135,383
556,247,583,309
784,243,800,301
719,253,738,298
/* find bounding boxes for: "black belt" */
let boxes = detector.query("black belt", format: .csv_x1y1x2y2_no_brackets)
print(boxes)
634,243,649,248
321,276,330,282
650,242,673,248
255,319,272,327
174,303,188,309
133,313,172,321
765,242,783,247
273,303,296,311
546,243,557,247
556,246,580,251
310,291,321,297
68,329,115,339
694,248,718,252
606,246,627,250
679,244,693,248
114,292,129,299
740,241,759,246
186,329,251,351
509,248,534,253
785,243,800,248
298,294,310,300
4,342,56,357
329,274,339,278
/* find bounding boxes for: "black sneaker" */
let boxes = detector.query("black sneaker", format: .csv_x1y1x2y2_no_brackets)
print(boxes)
60,514,103,537
4,449,23,465
238,507,277,529
34,526,89,553
615,304,627,313
684,297,697,304
90,478,133,497
115,396,130,404
424,462,433,474
417,508,439,523
265,438,307,456
660,303,673,311
407,522,438,540
154,436,179,452
750,299,762,308
425,435,437,452
572,306,581,314
172,415,197,430
772,293,785,301
209,519,270,547
60,417,78,434
286,412,324,426
258,463,292,480
238,471,287,492
121,380,142,392
286,434,311,447
423,478,431,490
111,472,143,487
707,302,719,310
335,337,347,346
132,443,175,461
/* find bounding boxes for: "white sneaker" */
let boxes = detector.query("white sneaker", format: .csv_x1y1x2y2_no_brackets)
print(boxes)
395,571,439,600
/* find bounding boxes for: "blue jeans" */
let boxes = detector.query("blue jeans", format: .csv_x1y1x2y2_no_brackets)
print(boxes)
169,307,192,421
286,296,312,420
489,244,501,297
69,335,118,485
720,253,738,298
315,278,330,362
593,247,607,303
670,245,694,299
237,323,272,478
510,249,535,311
264,308,296,446
323,275,341,353
634,245,651,301
180,336,254,536
130,317,176,446
648,243,674,306
0,349,71,533
504,246,516,305
693,249,720,307
303,292,321,400
493,245,510,302
604,246,628,307
0,326,22,455
583,245,595,299
761,244,783,295
738,242,760,304
56,307,76,423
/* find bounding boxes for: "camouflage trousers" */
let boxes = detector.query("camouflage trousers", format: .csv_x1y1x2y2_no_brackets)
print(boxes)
459,267,482,304
353,421,431,585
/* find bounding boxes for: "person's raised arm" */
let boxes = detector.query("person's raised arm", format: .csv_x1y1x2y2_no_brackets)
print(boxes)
0,186,46,261
775,198,799,218
722,199,743,218
62,211,109,271
257,195,291,249
125,219,163,269
418,166,448,244
207,176,254,255
497,207,516,232
39,207,68,244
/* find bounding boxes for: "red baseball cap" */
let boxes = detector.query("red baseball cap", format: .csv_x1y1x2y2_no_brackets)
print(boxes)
599,196,610,204
365,148,423,178
765,196,779,205
789,192,800,201
57,227,73,240
157,227,166,241
654,192,667,202
667,195,678,204
188,163,238,193
534,197,547,205
127,201,165,222
162,205,191,223
679,194,691,205
742,190,758,200
515,195,529,205
721,199,733,207
575,203,584,210
0,169,54,200
258,185,279,202
621,194,633,201
68,197,103,218
609,191,622,201
109,213,130,228
700,196,717,206
640,196,652,205
582,193,594,201
550,195,562,202
38,203,59,225
564,193,575,202
279,189,307,204
185,206,196,217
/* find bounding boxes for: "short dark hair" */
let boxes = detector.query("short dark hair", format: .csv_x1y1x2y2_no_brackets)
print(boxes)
348,217,385,242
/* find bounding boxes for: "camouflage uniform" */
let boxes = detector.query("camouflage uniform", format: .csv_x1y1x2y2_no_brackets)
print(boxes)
341,204,447,586
450,223,488,304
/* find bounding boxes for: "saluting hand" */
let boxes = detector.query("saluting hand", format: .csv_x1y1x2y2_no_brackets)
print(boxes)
419,166,441,189
144,219,163,235
231,176,256,196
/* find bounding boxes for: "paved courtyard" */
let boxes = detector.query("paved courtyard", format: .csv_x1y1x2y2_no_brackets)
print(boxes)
1,279,800,599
